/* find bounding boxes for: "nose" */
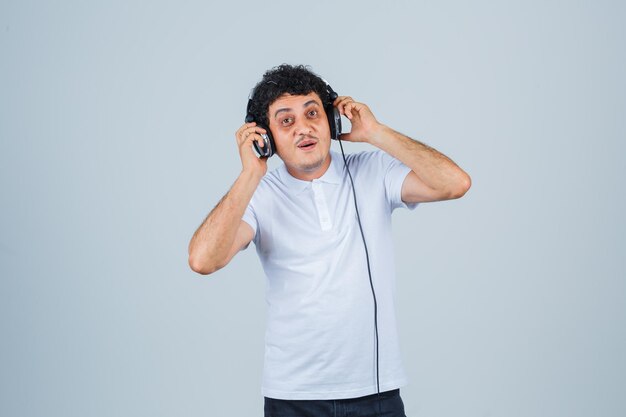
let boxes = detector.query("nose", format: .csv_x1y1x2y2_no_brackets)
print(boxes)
293,118,313,137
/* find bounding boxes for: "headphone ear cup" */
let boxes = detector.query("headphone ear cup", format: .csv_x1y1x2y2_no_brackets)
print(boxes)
246,96,275,157
326,105,342,140
252,124,276,158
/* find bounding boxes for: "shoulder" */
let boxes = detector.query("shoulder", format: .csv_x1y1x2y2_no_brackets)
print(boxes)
340,149,396,173
259,170,278,187
256,164,285,190
249,163,288,207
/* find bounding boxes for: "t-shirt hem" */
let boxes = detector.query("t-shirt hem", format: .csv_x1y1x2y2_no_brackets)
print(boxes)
262,377,409,400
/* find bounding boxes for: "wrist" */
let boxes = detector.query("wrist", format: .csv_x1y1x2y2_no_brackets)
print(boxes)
240,167,265,184
368,124,394,147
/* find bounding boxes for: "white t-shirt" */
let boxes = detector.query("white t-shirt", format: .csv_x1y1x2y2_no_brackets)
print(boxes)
242,149,417,400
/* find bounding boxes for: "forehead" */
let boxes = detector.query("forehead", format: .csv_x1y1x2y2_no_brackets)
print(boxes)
268,92,322,112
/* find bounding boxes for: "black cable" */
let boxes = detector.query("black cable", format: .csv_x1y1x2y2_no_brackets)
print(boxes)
338,139,381,416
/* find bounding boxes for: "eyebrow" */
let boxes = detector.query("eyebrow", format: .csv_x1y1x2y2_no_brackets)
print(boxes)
273,99,320,119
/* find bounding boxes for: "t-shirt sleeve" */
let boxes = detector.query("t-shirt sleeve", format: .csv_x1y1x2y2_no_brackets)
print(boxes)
241,201,258,243
379,151,419,211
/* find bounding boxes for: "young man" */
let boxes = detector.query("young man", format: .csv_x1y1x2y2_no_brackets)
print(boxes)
188,64,470,416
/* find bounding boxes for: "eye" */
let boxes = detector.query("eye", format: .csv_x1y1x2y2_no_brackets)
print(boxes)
281,117,293,126
308,109,318,117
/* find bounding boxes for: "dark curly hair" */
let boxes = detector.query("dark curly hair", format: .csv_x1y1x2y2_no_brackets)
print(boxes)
248,64,332,128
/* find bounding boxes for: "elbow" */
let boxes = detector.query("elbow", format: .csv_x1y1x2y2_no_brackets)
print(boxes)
449,171,472,200
188,253,224,276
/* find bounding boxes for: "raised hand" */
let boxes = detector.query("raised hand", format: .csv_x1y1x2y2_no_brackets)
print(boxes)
235,122,268,177
333,96,385,143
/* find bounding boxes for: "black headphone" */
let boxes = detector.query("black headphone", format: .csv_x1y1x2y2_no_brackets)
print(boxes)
245,81,342,158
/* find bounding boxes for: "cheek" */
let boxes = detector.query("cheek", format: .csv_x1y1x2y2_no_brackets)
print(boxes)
313,119,330,133
273,132,295,154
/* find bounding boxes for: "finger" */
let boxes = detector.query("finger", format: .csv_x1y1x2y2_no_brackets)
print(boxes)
235,125,248,142
236,122,259,138
344,101,362,120
251,132,265,148
334,96,352,106
339,100,356,120
247,127,267,140
237,122,256,133
336,97,357,118
335,97,352,111
237,126,266,145
241,132,266,151
333,96,349,111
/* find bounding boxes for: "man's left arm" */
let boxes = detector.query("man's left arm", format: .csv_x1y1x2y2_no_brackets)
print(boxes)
335,96,471,203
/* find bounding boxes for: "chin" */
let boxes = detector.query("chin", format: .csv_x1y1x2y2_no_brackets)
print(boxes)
298,161,324,172
297,152,328,172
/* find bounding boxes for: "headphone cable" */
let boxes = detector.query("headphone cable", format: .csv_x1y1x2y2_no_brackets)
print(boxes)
337,139,381,415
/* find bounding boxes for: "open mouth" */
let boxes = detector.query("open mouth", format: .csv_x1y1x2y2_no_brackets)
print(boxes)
297,139,317,150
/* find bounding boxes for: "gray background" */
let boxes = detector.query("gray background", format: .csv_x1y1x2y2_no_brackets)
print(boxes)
1,1,625,416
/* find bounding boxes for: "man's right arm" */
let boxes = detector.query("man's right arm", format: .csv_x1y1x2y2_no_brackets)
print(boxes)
188,122,267,275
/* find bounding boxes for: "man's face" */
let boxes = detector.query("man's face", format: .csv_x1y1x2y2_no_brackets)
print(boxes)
267,92,331,180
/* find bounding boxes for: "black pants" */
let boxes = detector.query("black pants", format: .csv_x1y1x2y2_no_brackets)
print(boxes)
264,388,407,417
